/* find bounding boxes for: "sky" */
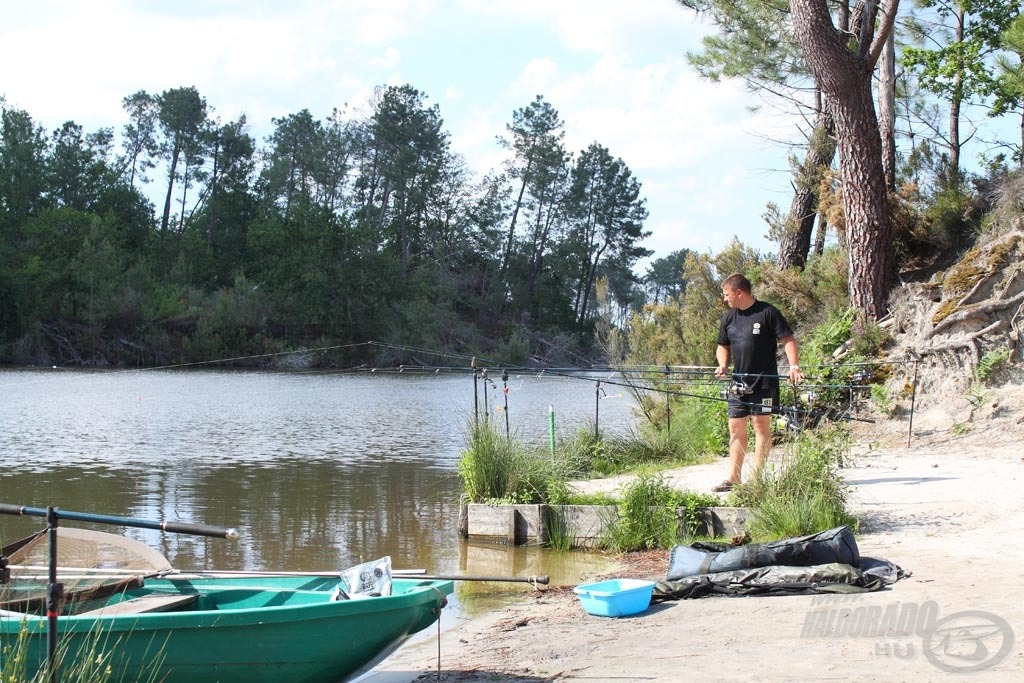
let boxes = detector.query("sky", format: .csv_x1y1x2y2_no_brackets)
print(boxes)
2,0,817,266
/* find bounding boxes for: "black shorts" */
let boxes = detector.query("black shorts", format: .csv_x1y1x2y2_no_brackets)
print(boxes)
727,382,780,419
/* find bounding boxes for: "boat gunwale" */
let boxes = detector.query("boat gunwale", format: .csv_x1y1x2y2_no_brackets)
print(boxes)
0,578,454,631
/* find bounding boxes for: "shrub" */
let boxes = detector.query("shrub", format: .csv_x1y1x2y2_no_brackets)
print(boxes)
601,473,683,551
557,424,610,476
600,475,725,551
975,349,1012,384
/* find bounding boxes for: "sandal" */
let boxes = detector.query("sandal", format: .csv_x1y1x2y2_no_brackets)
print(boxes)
712,480,736,493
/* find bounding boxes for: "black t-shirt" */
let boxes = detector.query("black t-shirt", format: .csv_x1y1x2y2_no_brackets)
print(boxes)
717,300,794,389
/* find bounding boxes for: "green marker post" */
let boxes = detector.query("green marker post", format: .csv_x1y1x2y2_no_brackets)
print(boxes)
548,405,556,458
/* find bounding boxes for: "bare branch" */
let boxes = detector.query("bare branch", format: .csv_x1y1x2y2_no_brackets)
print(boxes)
867,0,900,69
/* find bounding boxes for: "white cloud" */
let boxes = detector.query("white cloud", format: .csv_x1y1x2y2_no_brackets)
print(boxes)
369,47,402,69
549,60,749,169
449,104,506,170
459,0,708,53
510,59,560,99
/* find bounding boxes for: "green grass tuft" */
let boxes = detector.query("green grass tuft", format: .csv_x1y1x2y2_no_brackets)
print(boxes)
730,424,856,540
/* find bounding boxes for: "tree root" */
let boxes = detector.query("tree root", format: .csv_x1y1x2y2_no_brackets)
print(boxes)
921,320,1004,362
926,290,1024,339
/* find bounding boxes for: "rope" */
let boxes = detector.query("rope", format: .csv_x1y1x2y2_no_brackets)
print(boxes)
435,613,441,682
427,585,448,682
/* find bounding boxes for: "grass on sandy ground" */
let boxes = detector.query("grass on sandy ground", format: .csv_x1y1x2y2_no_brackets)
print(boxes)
458,409,719,506
457,387,729,508
597,473,721,552
730,423,856,540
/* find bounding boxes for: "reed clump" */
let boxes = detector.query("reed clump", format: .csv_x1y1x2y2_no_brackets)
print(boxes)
0,620,164,683
457,420,569,504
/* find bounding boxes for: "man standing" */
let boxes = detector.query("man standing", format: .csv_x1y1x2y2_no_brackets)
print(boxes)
712,273,803,492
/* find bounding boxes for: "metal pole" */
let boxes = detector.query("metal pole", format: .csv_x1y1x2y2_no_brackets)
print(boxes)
482,368,489,424
0,505,238,539
907,359,919,448
594,380,601,439
46,506,61,683
502,369,510,439
471,358,479,428
664,365,671,433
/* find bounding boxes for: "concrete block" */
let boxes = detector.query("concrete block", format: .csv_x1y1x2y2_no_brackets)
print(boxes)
548,505,619,547
700,506,755,537
466,504,544,544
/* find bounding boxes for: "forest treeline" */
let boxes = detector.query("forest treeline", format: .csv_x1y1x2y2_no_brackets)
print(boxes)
2,2,1023,369
0,86,665,367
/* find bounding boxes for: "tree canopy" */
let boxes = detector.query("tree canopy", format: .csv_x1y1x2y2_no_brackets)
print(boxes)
0,86,653,366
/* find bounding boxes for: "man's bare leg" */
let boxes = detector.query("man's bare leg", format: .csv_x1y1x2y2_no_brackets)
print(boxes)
751,413,773,475
727,415,750,483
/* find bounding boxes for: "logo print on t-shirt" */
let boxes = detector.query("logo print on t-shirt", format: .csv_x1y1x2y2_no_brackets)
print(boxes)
753,323,761,335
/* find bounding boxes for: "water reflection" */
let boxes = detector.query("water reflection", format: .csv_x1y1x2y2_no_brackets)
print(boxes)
0,367,637,606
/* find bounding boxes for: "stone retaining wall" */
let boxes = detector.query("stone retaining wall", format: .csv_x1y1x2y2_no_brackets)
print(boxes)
461,503,754,547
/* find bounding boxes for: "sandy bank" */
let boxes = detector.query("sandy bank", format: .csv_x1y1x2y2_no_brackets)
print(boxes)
363,408,1024,682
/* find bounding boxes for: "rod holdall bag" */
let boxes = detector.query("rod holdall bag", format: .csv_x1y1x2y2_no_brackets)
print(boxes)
667,525,859,580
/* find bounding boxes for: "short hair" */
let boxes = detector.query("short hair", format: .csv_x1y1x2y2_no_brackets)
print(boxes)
722,273,752,293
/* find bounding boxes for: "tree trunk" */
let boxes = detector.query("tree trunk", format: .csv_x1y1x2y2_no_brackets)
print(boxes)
949,7,965,180
502,160,533,274
790,0,897,321
161,140,180,235
577,242,606,330
178,155,190,234
878,30,897,192
777,103,836,269
398,187,409,275
524,190,556,308
813,208,828,256
207,137,220,247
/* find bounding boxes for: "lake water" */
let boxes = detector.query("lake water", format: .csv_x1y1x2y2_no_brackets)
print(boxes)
0,366,638,615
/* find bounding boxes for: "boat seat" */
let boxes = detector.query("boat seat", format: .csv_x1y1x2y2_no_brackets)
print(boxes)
75,593,198,617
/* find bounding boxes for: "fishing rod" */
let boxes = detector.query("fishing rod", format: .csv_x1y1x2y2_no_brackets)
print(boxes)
579,374,876,426
9,566,550,586
165,568,550,585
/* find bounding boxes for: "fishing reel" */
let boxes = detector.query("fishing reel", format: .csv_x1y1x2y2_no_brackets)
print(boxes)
852,368,871,384
727,380,755,397
778,406,803,433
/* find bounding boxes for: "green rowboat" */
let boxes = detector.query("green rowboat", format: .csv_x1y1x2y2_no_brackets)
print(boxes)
0,574,453,683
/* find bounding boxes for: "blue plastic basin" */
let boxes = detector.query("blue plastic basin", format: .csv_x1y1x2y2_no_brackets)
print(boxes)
573,578,656,617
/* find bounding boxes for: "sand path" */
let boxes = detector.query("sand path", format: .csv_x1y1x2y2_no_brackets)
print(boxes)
364,407,1024,682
